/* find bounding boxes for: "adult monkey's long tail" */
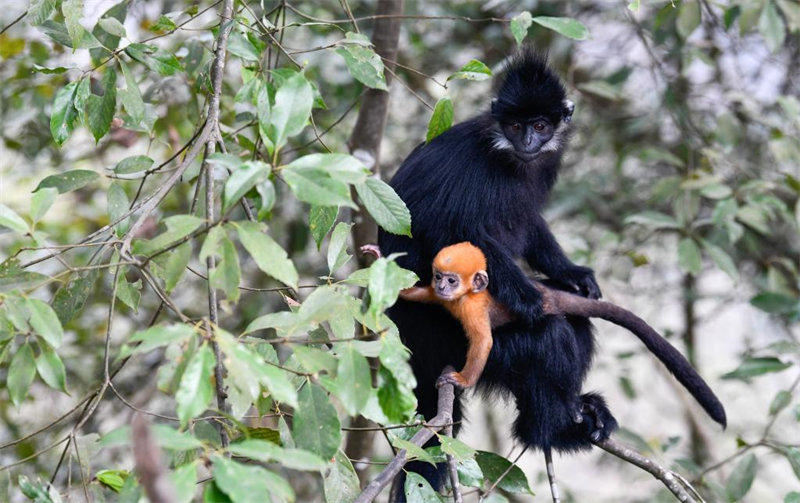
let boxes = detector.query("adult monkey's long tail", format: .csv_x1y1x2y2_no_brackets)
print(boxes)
535,282,727,428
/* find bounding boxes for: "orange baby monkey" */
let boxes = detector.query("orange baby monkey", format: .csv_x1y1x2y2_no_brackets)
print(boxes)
364,242,502,389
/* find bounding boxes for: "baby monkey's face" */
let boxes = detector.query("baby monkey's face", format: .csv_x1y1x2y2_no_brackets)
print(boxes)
432,268,466,301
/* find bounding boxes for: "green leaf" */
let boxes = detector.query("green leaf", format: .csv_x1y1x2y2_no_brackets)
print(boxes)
212,455,294,503
293,381,342,460
18,475,51,502
226,30,261,61
98,17,126,38
30,188,58,224
677,1,701,39
392,437,436,466
624,211,681,230
52,270,98,323
751,292,798,314
475,450,534,494
113,155,154,175
132,215,204,255
62,0,85,50
152,424,204,450
447,60,492,82
150,15,178,32
310,206,338,249
722,357,792,380
760,1,786,52
28,0,57,25
510,12,533,45
0,204,29,234
96,469,127,492
87,67,117,142
532,16,590,40
404,473,443,502
235,222,298,289
787,492,800,503
335,343,371,416
125,43,181,76
26,298,63,347
327,222,352,276
270,72,313,150
35,170,99,194
8,343,36,407
122,324,196,358
769,390,792,416
784,447,800,481
725,454,757,501
50,80,81,146
165,242,192,293
700,240,739,281
285,153,369,184
457,458,484,488
439,435,476,461
223,161,270,214
356,177,412,237
119,61,145,125
377,366,416,423
107,182,130,237
677,238,702,275
115,270,141,312
35,343,68,393
211,235,241,303
283,166,356,209
90,1,127,63
426,97,454,143
323,450,360,503
171,463,197,503
367,258,418,322
175,343,215,427
228,439,327,471
335,32,388,90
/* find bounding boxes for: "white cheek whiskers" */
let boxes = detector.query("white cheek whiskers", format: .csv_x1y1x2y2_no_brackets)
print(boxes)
491,131,514,151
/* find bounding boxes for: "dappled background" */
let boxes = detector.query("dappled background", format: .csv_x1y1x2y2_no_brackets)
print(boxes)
1,0,799,502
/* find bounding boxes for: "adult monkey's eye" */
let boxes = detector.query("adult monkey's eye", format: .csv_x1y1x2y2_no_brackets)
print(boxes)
510,122,522,132
533,122,546,132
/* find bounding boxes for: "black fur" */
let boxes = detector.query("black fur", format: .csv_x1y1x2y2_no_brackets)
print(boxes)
378,50,722,496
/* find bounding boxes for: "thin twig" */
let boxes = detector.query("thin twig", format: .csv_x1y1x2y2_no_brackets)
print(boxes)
593,438,698,502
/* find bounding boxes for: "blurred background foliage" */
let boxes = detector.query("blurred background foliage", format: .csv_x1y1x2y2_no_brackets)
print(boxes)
0,0,798,502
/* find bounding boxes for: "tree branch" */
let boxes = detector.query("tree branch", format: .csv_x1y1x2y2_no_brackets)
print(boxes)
593,438,699,502
132,414,177,503
354,367,456,503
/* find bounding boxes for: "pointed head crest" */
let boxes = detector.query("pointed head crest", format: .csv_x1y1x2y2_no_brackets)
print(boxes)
491,48,568,125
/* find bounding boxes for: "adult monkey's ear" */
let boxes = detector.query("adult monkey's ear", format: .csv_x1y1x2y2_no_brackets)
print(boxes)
562,99,575,123
472,270,489,293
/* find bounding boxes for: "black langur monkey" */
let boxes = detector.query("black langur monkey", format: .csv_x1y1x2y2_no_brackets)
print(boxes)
377,49,726,494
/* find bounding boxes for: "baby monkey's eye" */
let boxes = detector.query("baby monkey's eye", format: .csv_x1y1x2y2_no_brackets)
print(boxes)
447,277,456,285
434,273,442,281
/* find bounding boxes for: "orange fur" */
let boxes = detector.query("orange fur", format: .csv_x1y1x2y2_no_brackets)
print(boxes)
399,242,495,388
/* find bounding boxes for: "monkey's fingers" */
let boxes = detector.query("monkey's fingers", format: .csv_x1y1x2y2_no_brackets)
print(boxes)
360,244,382,259
435,371,469,389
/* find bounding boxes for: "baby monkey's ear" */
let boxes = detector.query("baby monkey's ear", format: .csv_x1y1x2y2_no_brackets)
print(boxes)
472,270,489,293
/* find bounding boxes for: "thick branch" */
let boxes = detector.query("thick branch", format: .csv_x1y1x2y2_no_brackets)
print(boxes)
354,367,456,503
132,414,176,503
